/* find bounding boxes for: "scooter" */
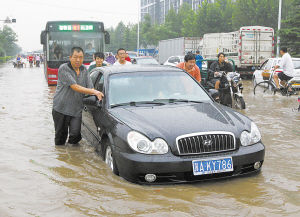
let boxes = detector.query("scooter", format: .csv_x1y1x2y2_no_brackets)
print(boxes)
13,60,24,68
208,71,246,109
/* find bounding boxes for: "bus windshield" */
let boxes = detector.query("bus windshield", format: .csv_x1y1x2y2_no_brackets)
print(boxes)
48,32,103,61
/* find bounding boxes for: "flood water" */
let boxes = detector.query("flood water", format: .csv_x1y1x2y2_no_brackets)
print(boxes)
0,63,299,217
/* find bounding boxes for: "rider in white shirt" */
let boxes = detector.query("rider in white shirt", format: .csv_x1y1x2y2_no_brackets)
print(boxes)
273,47,294,91
114,48,132,66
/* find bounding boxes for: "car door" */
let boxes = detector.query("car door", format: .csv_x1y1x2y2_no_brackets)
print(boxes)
89,71,107,141
82,70,103,146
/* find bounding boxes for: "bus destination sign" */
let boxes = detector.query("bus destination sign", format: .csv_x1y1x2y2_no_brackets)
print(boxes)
58,24,94,31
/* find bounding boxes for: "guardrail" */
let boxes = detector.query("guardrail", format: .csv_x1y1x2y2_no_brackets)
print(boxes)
0,56,13,63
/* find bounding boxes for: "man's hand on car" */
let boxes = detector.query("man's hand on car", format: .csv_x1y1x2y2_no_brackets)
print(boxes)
93,90,104,101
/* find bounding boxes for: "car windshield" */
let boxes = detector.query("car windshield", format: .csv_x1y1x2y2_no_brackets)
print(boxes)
108,71,211,107
136,58,159,65
48,32,103,61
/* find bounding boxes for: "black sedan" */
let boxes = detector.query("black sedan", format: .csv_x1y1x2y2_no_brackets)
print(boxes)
82,65,265,184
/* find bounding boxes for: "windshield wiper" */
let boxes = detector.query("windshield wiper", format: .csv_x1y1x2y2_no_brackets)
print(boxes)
111,101,165,108
110,102,133,108
153,98,204,104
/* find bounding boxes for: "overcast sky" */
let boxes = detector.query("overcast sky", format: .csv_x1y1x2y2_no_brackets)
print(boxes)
1,0,139,52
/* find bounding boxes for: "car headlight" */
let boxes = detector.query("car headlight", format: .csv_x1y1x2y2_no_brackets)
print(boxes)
240,122,261,146
127,131,169,154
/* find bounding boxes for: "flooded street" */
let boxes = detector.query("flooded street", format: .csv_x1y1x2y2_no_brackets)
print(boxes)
0,63,299,217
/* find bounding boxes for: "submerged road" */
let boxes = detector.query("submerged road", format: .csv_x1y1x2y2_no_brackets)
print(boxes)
0,62,299,216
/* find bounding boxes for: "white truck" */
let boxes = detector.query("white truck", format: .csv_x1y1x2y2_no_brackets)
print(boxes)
158,37,202,64
202,26,275,75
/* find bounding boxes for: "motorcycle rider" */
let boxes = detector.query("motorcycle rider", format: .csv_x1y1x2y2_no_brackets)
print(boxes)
208,52,233,89
16,55,21,67
208,53,233,105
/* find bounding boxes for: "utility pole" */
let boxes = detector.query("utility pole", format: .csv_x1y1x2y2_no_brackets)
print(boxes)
137,1,140,56
137,2,148,56
276,0,282,57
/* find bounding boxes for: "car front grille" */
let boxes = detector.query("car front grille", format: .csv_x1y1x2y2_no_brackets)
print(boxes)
176,132,236,155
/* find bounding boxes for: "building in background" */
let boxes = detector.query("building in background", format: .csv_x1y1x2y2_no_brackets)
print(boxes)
140,0,215,25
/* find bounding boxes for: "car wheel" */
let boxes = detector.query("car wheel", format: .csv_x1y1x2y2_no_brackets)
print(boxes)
104,142,119,175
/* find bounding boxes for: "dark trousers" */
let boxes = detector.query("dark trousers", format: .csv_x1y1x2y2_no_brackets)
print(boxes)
52,109,82,146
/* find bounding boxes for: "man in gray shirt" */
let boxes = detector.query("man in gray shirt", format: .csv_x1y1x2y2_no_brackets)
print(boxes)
52,47,103,146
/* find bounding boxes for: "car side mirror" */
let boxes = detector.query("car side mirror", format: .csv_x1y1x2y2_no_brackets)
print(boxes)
83,95,102,108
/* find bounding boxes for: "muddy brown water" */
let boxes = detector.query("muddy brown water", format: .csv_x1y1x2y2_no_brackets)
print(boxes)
0,63,299,217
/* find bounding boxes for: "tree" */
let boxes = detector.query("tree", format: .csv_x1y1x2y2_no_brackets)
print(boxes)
181,5,197,36
0,25,20,56
215,0,234,32
279,0,300,57
195,0,223,36
232,0,293,30
106,0,296,52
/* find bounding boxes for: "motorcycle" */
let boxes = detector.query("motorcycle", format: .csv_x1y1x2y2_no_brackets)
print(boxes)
13,60,24,68
208,71,246,109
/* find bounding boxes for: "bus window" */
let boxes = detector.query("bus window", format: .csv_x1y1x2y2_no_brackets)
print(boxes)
48,32,103,61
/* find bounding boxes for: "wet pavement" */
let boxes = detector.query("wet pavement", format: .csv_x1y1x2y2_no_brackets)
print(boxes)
0,63,299,217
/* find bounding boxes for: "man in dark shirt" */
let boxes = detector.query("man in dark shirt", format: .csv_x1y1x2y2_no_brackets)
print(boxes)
52,47,103,146
208,52,233,89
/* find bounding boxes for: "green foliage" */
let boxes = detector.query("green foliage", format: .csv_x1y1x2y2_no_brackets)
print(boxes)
0,25,20,56
106,0,295,53
279,0,300,57
106,21,138,53
233,0,284,30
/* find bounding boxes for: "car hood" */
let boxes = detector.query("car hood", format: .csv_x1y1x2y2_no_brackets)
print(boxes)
109,103,250,151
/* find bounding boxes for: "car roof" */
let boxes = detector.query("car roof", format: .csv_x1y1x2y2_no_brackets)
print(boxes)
100,65,182,75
